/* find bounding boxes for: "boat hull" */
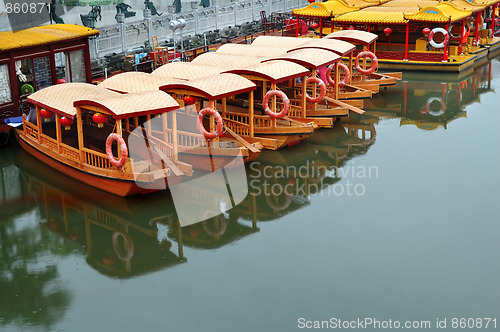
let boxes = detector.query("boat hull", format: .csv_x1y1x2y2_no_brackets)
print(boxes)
17,133,181,197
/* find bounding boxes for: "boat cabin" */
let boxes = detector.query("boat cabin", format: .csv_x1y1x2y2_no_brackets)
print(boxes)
18,83,191,196
0,24,98,125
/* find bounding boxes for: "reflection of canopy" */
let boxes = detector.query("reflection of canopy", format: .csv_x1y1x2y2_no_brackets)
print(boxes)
100,72,184,93
324,30,378,45
28,83,179,119
263,49,340,69
223,61,310,84
159,73,256,100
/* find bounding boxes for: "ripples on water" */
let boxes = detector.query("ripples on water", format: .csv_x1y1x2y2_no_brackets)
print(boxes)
0,59,499,331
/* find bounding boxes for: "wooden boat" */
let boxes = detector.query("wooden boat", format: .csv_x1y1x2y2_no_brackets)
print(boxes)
249,36,374,102
99,71,262,171
207,43,364,118
152,68,316,150
153,63,317,150
324,30,402,89
16,83,192,197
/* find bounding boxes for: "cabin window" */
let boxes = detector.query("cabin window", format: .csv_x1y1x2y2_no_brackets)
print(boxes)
55,50,86,83
0,64,12,104
68,50,86,83
33,56,52,90
15,56,53,94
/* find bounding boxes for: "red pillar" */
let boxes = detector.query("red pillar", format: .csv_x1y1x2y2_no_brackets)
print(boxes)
296,15,299,37
492,4,496,33
459,19,465,55
473,11,482,46
443,23,450,62
319,18,323,38
404,22,409,61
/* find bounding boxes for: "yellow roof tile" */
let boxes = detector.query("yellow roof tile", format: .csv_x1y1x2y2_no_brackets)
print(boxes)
293,0,358,17
404,3,472,23
332,10,408,24
342,0,391,9
0,24,99,52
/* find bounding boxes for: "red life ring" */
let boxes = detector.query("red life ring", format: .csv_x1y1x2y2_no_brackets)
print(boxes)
428,27,449,49
326,62,351,88
355,51,378,75
196,107,223,139
263,90,290,119
106,133,128,168
305,76,326,103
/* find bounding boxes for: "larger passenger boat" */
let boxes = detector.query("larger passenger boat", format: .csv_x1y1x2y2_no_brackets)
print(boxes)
292,0,500,72
16,83,192,197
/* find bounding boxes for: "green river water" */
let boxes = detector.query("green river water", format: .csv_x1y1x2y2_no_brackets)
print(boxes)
0,58,499,331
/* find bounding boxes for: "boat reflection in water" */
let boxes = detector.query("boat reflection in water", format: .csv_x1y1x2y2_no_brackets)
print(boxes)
364,61,494,130
0,146,72,328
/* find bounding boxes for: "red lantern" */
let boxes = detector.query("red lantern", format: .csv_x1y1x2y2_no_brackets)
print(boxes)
40,109,53,122
93,113,107,128
57,78,66,84
348,26,355,30
384,27,392,36
310,22,319,30
307,0,314,3
60,117,73,130
183,96,196,105
422,28,431,36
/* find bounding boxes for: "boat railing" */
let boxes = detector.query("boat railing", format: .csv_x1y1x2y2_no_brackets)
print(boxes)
225,112,274,128
40,134,58,151
24,120,39,140
223,117,250,137
146,135,175,159
82,147,122,170
163,128,207,149
278,101,303,118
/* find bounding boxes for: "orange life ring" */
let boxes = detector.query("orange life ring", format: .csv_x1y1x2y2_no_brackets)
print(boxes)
305,76,326,103
326,62,351,88
196,107,223,139
106,133,128,168
263,90,290,119
355,51,378,75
